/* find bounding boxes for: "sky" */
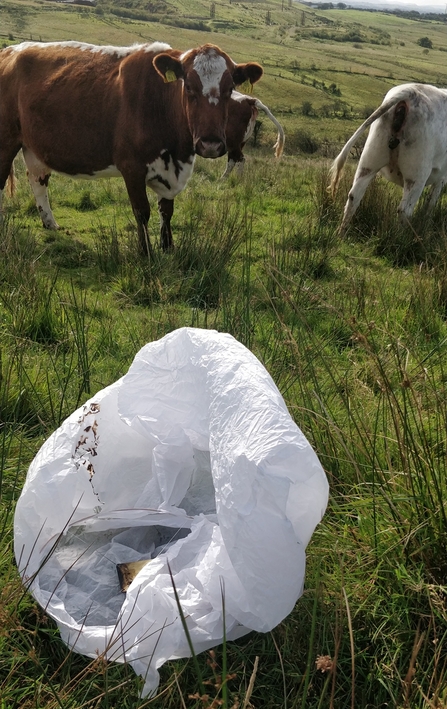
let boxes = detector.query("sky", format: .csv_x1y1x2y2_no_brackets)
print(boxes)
388,0,444,5
349,0,446,7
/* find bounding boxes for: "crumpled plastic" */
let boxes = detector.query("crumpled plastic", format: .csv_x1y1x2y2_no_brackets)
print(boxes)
14,327,329,696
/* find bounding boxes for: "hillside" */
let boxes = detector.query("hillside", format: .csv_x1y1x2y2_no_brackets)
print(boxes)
1,0,447,150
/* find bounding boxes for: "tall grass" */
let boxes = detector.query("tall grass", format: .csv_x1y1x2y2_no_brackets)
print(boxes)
1,157,447,707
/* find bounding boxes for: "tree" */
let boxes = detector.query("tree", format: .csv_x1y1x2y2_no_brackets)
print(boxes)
301,101,313,116
417,36,433,49
329,82,341,96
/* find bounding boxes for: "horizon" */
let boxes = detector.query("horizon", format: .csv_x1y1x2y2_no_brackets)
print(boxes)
306,0,446,9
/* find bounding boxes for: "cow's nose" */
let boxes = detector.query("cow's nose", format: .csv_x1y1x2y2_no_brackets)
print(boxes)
195,138,226,158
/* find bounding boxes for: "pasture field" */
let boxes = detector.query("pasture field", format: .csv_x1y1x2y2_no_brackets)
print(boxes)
1,0,447,144
1,1,447,708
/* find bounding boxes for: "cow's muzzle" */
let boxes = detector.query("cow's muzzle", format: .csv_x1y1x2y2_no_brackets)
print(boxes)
195,138,226,158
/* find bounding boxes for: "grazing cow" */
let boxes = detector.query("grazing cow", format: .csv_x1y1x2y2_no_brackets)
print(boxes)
0,41,263,255
329,83,447,233
222,91,285,178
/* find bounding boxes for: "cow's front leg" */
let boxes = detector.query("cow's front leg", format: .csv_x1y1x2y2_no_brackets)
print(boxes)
221,149,244,179
158,198,174,251
122,171,154,258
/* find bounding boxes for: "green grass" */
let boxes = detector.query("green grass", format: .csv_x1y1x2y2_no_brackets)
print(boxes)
2,155,447,708
2,2,447,707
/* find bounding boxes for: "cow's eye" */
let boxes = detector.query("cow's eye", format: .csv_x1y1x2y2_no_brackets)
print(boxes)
185,83,194,95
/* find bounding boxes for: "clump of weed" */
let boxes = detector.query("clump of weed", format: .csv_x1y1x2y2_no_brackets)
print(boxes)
77,190,97,212
42,231,92,268
24,199,39,217
111,251,168,305
290,129,321,154
174,196,246,308
92,222,122,275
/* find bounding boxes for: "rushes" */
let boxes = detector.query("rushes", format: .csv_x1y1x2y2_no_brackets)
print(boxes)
2,158,447,707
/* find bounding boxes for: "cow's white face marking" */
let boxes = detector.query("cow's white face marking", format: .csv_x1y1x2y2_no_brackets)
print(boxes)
10,40,171,58
145,152,195,199
193,51,228,105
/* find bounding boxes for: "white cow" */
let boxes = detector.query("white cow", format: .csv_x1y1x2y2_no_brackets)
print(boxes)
329,83,447,233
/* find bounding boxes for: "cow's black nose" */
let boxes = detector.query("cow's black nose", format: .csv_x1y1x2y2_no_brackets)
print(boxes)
195,138,226,158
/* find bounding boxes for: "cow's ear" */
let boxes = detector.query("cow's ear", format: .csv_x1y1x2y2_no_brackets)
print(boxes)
233,62,263,88
153,53,184,83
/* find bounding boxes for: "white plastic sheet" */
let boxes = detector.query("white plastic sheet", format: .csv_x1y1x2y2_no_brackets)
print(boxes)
14,327,329,696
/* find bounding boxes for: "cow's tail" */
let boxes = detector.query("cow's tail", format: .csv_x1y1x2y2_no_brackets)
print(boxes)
328,90,411,197
7,164,16,198
254,98,285,158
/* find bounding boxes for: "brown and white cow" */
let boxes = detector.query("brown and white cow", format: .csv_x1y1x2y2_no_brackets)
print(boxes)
0,41,263,255
222,91,285,178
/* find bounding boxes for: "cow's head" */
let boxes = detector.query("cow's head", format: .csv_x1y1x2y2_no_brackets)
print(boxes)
153,44,263,158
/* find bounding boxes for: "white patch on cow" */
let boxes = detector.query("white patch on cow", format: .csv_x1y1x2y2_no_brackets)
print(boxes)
22,148,59,229
143,42,172,54
88,43,145,57
193,51,228,105
55,165,122,180
10,41,125,57
10,40,170,58
145,152,195,199
89,165,122,179
179,49,193,61
222,157,246,179
244,112,257,143
231,90,247,103
230,92,256,141
242,123,253,144
221,159,237,178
